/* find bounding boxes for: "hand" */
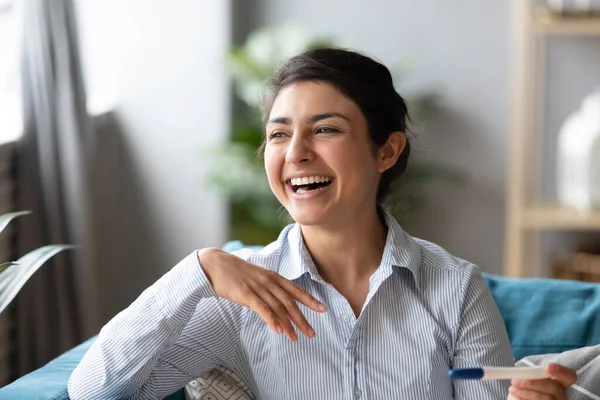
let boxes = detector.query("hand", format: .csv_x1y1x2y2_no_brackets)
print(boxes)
198,248,327,342
507,363,577,400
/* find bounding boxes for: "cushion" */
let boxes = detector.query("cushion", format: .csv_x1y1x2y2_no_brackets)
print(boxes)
185,366,255,400
483,274,600,361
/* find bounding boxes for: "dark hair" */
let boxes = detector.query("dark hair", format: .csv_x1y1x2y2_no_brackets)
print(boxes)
260,47,411,207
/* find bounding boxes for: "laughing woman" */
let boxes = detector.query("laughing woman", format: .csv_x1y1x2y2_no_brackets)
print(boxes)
68,48,574,400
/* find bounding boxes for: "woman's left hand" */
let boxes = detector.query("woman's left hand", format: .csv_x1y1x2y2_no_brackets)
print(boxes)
507,363,577,400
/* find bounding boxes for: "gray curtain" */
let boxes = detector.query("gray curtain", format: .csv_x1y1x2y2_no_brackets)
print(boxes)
15,0,97,377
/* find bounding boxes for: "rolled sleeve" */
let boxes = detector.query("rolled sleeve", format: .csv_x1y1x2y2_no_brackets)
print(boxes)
452,264,514,399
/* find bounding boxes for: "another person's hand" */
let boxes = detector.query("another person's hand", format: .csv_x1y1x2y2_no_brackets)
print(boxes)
198,248,327,342
507,363,577,400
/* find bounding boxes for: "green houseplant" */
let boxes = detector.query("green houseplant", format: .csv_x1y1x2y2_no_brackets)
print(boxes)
0,211,73,314
207,24,463,245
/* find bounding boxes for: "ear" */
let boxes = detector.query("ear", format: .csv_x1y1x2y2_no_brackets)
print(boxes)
377,131,406,173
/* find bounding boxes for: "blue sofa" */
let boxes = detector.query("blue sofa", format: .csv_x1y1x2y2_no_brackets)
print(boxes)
2,241,600,399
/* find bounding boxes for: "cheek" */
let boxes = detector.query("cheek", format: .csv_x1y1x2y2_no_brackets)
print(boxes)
328,146,379,183
264,147,283,185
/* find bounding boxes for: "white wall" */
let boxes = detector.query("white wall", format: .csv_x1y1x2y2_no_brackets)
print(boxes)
248,0,510,273
76,0,230,323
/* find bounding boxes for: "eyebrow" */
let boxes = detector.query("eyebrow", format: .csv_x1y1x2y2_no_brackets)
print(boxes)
267,112,350,125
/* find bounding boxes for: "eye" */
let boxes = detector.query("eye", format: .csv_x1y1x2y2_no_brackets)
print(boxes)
268,131,289,140
315,126,339,134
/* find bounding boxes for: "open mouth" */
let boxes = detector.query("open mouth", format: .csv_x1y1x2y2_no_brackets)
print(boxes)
288,176,333,194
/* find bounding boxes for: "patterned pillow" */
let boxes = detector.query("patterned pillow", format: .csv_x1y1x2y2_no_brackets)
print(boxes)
185,346,600,400
185,366,255,400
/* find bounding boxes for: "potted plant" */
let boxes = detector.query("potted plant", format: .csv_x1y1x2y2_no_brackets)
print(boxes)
0,211,73,314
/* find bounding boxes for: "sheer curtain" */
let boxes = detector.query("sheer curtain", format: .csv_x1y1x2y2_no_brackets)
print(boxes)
14,0,98,377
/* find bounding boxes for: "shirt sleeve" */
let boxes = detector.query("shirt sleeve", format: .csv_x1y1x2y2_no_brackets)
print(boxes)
452,264,514,400
68,250,247,400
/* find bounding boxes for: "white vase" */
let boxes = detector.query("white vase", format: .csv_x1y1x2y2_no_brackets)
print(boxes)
556,88,600,212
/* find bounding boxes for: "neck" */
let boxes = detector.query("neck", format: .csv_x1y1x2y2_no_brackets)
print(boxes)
300,206,388,285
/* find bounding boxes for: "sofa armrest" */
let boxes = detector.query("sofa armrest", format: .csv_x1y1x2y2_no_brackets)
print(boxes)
0,336,185,400
0,337,97,400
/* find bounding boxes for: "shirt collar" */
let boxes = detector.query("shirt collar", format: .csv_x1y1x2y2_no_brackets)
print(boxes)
278,211,422,290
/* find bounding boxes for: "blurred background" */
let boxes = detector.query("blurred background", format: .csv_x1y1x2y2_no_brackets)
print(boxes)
1,0,599,386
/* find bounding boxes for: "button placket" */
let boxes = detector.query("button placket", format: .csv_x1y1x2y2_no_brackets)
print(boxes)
352,316,369,400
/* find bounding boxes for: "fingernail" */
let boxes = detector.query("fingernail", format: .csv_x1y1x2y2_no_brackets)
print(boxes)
318,303,327,312
275,324,283,334
308,328,316,338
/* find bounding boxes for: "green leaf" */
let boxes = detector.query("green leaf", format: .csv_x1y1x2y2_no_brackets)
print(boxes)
231,121,264,148
0,261,17,273
400,163,466,186
0,244,76,314
0,211,31,235
228,47,270,81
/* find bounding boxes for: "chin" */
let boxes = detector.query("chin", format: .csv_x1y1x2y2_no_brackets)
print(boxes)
287,206,332,227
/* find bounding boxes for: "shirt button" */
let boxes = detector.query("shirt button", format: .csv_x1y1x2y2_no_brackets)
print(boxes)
341,313,351,322
353,388,361,398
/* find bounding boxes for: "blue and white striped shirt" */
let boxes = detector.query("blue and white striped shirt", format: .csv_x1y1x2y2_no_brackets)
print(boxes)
69,214,514,399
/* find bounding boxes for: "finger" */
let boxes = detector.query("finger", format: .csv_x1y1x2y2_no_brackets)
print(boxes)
255,289,298,342
546,364,577,388
246,292,285,336
278,277,327,313
508,386,557,400
270,283,315,339
511,378,566,398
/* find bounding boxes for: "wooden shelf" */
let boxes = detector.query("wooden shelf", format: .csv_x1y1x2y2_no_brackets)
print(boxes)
522,204,600,230
505,1,600,277
532,14,600,36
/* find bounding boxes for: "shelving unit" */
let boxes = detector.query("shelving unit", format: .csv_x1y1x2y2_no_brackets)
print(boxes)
533,15,600,36
504,2,600,277
522,204,600,230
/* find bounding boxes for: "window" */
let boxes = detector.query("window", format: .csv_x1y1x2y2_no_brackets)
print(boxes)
0,0,23,144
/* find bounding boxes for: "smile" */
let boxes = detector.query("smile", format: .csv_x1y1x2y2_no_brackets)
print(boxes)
287,176,333,193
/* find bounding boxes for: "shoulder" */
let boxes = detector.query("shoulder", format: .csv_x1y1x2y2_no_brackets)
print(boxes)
407,235,490,313
413,236,482,278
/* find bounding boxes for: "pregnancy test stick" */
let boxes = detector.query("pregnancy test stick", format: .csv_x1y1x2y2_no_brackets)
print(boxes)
449,367,551,380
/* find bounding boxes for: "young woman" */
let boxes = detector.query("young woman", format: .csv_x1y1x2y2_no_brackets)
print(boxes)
69,48,575,399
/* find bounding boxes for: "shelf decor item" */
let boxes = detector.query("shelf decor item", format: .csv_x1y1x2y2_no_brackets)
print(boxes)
556,88,600,213
542,0,600,16
551,252,600,282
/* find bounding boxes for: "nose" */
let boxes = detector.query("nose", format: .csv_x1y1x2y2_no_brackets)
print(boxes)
285,134,312,164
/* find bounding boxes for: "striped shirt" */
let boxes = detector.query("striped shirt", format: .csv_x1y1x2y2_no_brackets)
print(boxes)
68,213,514,399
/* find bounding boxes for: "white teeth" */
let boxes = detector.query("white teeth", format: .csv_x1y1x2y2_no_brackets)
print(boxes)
290,176,331,186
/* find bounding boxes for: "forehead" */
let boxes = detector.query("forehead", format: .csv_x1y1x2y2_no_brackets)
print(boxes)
269,81,360,119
